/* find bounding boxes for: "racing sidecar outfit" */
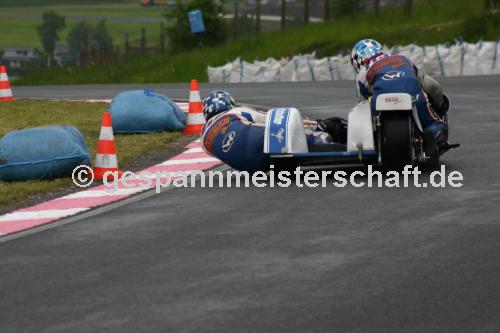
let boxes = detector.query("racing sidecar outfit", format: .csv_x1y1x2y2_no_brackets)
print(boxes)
356,53,447,147
201,107,339,172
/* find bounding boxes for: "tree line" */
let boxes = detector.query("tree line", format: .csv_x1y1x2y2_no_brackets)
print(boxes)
36,11,112,66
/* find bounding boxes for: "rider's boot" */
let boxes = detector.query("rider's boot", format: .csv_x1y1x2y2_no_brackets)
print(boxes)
423,128,439,166
423,122,448,165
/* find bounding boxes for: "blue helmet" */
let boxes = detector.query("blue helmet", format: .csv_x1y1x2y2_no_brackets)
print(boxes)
351,39,384,73
202,90,236,121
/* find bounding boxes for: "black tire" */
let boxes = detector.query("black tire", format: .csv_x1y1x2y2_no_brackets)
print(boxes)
270,158,297,173
381,112,413,170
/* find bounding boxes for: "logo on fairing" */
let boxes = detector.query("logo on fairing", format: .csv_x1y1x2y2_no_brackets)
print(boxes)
382,71,405,80
203,117,230,151
271,128,285,143
222,131,236,152
273,109,286,125
385,96,401,104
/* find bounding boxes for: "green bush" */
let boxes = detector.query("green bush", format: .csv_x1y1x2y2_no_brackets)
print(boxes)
164,0,229,52
0,0,127,5
36,11,65,65
462,15,488,41
461,11,500,42
67,22,92,56
17,0,493,85
332,0,365,19
67,20,112,61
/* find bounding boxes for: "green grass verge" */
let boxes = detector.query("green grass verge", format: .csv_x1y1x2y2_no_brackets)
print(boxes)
0,2,165,50
15,0,499,85
0,0,133,6
0,2,160,17
0,18,162,50
0,100,182,208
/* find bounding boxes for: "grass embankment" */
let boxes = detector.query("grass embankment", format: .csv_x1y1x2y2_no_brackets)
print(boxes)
0,0,132,6
0,1,163,50
16,0,500,85
0,100,182,208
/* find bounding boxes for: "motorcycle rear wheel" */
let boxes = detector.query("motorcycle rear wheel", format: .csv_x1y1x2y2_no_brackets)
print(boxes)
381,112,414,170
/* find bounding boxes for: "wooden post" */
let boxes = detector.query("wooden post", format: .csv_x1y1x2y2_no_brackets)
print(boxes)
374,0,380,16
233,1,239,41
97,43,102,66
91,43,97,65
281,0,286,30
107,37,113,64
324,0,330,22
160,22,165,53
255,0,261,34
304,0,309,24
140,27,146,54
124,32,129,59
404,0,413,16
84,47,90,66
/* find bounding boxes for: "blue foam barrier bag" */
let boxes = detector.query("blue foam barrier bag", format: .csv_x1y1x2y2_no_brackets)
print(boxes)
109,89,186,133
0,126,91,181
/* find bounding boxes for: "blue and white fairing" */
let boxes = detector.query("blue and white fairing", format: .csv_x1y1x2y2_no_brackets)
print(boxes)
201,107,271,172
264,108,309,154
264,106,376,164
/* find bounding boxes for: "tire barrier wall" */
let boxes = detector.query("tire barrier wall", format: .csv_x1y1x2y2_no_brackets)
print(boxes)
207,41,500,83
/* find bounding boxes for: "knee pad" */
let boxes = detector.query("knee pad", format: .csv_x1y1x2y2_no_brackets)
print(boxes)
423,75,444,109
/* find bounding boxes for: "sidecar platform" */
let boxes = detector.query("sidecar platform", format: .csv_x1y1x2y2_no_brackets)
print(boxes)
264,105,378,168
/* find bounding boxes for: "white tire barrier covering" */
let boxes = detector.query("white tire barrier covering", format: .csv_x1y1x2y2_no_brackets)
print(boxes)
207,41,500,83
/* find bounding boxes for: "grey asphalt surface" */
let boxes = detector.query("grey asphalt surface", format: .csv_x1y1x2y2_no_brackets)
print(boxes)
2,77,500,332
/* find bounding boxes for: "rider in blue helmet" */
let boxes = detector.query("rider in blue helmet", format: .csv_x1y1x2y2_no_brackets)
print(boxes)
350,38,449,158
202,90,236,121
201,90,347,172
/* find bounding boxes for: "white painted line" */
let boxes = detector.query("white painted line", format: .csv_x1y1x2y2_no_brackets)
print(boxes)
0,136,221,237
61,187,145,199
137,170,199,180
184,147,204,154
160,157,219,166
224,13,323,22
0,208,89,222
67,99,112,103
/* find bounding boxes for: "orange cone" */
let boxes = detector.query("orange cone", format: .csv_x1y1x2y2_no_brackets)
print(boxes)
93,111,123,180
0,65,14,101
182,79,205,135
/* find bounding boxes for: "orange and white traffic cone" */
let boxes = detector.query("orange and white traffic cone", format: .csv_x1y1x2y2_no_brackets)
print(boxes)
93,111,123,180
0,65,14,101
182,79,205,135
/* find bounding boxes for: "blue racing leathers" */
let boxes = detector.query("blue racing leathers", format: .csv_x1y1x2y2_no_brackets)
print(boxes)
356,53,446,140
201,107,333,172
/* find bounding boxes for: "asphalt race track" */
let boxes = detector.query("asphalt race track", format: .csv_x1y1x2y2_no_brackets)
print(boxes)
2,77,500,332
